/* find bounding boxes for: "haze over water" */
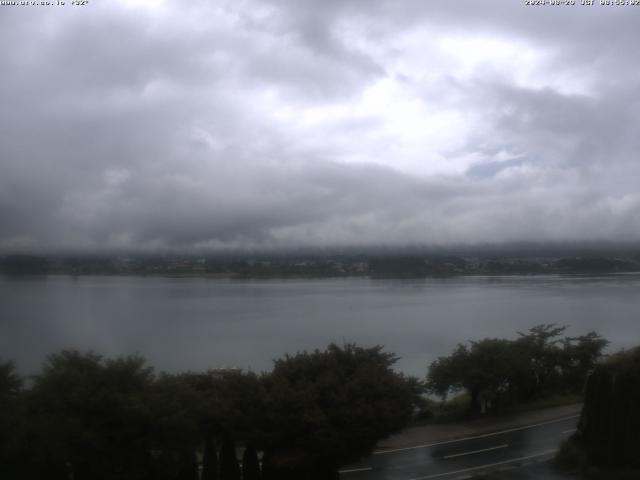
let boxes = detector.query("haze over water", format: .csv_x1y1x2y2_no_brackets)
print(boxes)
2,274,638,377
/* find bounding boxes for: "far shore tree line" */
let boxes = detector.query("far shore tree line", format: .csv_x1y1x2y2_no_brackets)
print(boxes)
0,324,619,480
3,252,640,278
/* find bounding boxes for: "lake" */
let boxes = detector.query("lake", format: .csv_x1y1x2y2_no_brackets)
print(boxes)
1,274,639,377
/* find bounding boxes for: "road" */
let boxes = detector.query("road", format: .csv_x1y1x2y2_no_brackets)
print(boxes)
339,415,579,479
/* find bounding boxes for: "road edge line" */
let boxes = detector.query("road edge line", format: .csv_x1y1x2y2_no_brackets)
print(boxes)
373,414,579,455
406,449,558,480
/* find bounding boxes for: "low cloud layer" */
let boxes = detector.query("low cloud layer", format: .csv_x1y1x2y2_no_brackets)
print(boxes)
2,0,640,251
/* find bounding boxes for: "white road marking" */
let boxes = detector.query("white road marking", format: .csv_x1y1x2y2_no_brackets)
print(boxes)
338,467,373,474
373,414,579,455
406,449,558,480
442,444,508,459
562,428,577,434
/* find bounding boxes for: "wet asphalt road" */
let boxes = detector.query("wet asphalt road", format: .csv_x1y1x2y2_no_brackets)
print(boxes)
339,415,579,480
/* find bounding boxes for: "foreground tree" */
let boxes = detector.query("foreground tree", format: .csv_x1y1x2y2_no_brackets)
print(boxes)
26,351,157,480
427,325,607,413
24,351,206,480
146,373,201,480
2,343,419,480
577,347,640,467
427,339,523,413
181,369,266,443
560,331,609,392
260,343,418,478
0,361,23,479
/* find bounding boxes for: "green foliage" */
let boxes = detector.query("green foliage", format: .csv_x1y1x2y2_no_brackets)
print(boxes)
1,343,418,480
368,256,467,278
181,369,266,440
260,343,417,473
427,325,607,414
0,361,24,479
369,257,432,278
18,351,208,480
26,351,157,480
554,256,638,273
578,346,640,468
0,361,21,402
146,374,201,478
427,344,467,399
561,331,609,392
0,254,49,274
428,393,472,423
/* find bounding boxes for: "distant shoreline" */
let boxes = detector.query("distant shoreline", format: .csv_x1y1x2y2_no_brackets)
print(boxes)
3,269,640,281
2,251,640,279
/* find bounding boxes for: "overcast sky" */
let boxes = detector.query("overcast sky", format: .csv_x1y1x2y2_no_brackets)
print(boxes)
1,0,639,252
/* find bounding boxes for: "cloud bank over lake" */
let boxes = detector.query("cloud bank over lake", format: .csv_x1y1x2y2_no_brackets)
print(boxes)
2,0,639,251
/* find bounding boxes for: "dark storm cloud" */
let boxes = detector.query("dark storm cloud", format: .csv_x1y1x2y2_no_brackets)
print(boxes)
1,0,639,251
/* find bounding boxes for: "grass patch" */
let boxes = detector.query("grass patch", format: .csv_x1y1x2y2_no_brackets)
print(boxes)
505,393,583,414
411,393,582,426
411,393,475,425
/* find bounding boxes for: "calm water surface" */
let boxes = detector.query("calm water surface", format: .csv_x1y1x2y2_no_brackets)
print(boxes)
1,274,639,376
